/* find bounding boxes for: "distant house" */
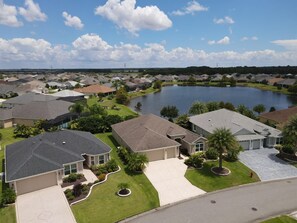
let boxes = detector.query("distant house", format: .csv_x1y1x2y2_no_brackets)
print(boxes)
259,106,297,129
189,109,282,150
74,84,115,96
276,79,296,88
52,90,86,103
47,81,66,90
0,109,13,128
112,114,206,162
176,75,190,82
267,78,284,86
5,130,111,195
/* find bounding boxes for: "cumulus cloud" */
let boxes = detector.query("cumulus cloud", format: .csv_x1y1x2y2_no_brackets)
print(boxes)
241,36,258,41
19,0,47,22
172,1,208,16
271,39,297,50
95,0,172,34
0,0,22,27
1,34,297,68
208,36,230,45
213,16,234,24
62,12,84,30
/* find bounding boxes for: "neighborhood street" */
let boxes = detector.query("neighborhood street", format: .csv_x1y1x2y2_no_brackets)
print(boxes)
124,178,297,223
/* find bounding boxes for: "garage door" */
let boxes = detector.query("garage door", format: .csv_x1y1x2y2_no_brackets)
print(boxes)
166,147,176,159
252,140,260,149
16,172,57,195
239,141,250,150
144,150,164,162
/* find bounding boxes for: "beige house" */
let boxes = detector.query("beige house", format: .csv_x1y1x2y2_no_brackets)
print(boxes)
112,114,206,162
5,130,111,195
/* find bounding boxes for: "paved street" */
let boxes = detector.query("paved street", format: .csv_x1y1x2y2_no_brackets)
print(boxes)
239,148,297,181
124,178,297,223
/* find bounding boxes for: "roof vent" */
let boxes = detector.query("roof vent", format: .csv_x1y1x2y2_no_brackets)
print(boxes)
208,119,211,121
62,141,66,144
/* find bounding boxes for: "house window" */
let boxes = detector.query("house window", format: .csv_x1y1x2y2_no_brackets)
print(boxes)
195,142,204,152
90,156,95,166
99,155,105,164
64,163,77,175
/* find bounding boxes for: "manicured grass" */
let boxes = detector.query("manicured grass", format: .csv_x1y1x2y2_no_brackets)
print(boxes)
185,160,260,192
237,83,290,95
262,216,297,223
0,205,16,223
71,133,159,223
128,87,159,99
87,97,137,118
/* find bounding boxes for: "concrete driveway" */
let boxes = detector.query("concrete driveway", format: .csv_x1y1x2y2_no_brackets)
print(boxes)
16,186,76,223
239,148,297,181
144,158,205,206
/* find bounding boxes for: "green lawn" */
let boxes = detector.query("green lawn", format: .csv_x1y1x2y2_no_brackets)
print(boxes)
185,160,260,192
237,83,290,95
262,216,297,223
0,180,16,223
71,133,159,223
128,87,159,99
87,97,137,118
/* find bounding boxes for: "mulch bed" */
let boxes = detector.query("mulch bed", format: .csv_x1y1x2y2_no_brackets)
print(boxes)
211,167,231,176
277,152,297,162
61,177,87,188
68,192,89,204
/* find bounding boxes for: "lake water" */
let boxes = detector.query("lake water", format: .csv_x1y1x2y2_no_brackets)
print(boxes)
129,86,297,115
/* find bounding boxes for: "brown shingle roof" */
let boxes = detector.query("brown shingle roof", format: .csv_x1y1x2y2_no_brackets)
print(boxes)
260,106,297,124
74,84,115,94
112,114,201,152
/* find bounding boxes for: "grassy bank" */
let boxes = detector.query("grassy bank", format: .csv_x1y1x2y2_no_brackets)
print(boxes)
262,216,297,223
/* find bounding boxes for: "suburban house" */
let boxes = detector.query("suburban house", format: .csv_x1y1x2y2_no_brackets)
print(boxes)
259,106,297,129
74,84,115,96
51,89,86,103
5,130,111,195
112,114,206,162
276,79,296,88
189,109,282,150
0,92,77,128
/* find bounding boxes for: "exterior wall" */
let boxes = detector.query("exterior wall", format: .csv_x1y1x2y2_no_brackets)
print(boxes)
15,172,58,195
13,118,35,127
112,129,131,150
77,161,83,172
86,153,110,167
265,137,278,147
0,119,13,128
234,129,253,136
166,147,177,159
141,146,178,162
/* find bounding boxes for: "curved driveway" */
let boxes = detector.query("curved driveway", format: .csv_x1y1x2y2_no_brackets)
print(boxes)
124,178,297,223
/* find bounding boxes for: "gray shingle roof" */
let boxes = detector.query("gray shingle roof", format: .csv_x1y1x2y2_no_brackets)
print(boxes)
5,130,111,182
189,109,282,138
0,108,13,120
112,114,201,152
3,92,58,106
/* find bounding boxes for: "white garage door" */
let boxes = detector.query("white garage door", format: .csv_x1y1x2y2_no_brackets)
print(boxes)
239,141,250,150
144,150,164,162
16,172,57,195
166,147,176,159
252,140,260,149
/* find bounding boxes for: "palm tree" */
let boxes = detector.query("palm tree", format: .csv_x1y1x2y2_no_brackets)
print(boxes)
189,101,208,115
69,103,85,117
127,153,149,172
208,127,238,171
283,115,297,149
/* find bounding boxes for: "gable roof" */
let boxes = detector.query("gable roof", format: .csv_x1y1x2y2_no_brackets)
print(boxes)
74,84,115,94
260,106,297,124
112,114,202,152
5,130,111,182
189,109,282,138
51,90,85,97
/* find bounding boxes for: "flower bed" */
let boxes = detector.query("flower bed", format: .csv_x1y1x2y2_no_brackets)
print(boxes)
61,173,86,188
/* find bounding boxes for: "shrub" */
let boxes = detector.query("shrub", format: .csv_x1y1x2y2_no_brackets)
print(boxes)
1,188,16,205
77,173,84,179
68,173,78,182
225,146,242,162
118,147,130,164
118,182,129,190
105,159,118,172
68,194,75,201
274,144,283,151
205,148,219,160
98,173,106,182
282,144,295,155
73,183,83,197
64,188,72,194
184,154,204,168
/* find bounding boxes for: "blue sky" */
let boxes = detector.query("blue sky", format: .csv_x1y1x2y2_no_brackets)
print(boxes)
0,0,297,68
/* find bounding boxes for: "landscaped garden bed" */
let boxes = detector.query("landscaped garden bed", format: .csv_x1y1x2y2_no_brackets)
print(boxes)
61,173,86,188
64,183,92,204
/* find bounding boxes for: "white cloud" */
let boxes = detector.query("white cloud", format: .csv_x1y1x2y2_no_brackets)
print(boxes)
95,0,172,34
272,39,297,50
0,0,22,27
19,0,47,22
213,16,234,24
62,12,84,30
241,36,258,41
1,34,297,68
172,1,208,16
208,36,230,45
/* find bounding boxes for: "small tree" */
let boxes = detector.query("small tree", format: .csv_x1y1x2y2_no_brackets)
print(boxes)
189,101,208,115
89,104,107,116
115,87,130,105
127,153,148,172
283,115,297,150
269,107,276,112
135,102,142,111
206,101,220,112
160,105,179,120
69,102,85,117
253,104,266,115
175,114,190,129
153,80,162,90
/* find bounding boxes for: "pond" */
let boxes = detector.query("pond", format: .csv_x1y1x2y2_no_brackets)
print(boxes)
129,86,297,115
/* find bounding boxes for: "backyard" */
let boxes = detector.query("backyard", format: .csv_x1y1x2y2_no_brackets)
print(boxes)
71,133,159,223
185,160,260,192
